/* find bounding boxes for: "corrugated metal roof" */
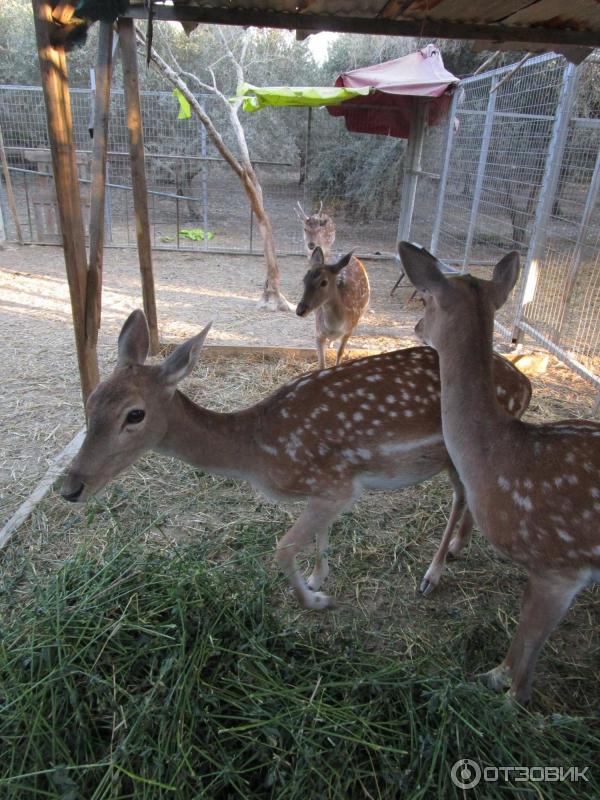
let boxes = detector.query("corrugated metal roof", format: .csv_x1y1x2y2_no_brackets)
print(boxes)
126,0,600,49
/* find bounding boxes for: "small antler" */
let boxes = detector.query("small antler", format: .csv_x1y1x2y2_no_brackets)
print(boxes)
296,201,308,221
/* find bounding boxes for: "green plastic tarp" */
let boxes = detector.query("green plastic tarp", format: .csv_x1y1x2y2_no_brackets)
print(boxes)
235,82,371,112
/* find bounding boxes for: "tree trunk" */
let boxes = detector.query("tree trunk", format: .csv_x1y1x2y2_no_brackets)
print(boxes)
136,27,293,311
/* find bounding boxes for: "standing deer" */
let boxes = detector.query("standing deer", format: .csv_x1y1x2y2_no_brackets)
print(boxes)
296,247,371,369
399,242,600,704
61,310,531,610
296,201,336,258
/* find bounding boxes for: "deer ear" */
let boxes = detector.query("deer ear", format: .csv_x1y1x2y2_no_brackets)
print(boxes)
398,241,448,296
117,310,149,366
160,322,212,386
328,251,353,275
490,251,520,309
310,246,325,267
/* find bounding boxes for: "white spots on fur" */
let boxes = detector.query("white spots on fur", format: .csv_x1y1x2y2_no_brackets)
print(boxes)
280,408,289,419
285,432,303,462
386,395,396,404
507,398,515,411
591,487,600,498
512,491,533,512
338,412,346,421
366,374,383,383
259,443,278,456
389,411,398,418
353,411,364,422
554,476,563,488
557,529,574,542
565,452,576,464
404,409,414,417
498,476,510,491
566,474,578,486
496,386,506,397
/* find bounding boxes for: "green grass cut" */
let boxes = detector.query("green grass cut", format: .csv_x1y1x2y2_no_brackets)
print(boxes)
1,535,599,800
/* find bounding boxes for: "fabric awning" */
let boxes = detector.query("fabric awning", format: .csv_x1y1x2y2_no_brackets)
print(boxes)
236,82,370,112
327,45,459,138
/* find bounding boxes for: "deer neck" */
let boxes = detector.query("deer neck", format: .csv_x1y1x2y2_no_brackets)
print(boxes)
436,315,506,477
157,391,254,477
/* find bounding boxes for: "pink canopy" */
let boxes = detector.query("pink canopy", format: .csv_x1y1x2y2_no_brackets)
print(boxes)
327,45,459,138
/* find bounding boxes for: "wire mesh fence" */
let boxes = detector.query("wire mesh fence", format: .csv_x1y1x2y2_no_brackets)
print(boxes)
0,53,598,395
414,52,600,396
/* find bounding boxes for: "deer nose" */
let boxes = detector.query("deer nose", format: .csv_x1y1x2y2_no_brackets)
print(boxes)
296,302,308,317
61,481,85,503
308,242,315,250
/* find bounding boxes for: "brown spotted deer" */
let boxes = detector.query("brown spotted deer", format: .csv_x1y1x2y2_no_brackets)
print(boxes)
61,310,530,610
399,241,600,704
296,247,371,369
296,201,336,257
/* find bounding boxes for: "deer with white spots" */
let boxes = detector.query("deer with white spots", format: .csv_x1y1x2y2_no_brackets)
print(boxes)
296,201,336,258
399,241,600,705
61,309,531,610
296,247,371,369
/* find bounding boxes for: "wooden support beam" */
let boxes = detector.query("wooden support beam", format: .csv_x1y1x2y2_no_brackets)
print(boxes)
31,0,99,404
86,21,114,346
124,4,600,48
118,17,160,356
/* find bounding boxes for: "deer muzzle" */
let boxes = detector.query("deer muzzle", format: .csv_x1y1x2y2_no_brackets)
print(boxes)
296,301,309,317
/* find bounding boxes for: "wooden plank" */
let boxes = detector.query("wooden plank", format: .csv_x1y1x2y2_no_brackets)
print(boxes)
159,342,383,362
118,17,160,356
86,21,114,346
123,4,600,46
0,428,85,550
31,0,99,404
0,124,24,244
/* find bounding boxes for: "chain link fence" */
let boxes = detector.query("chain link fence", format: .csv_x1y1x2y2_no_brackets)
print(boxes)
412,52,600,400
0,54,599,397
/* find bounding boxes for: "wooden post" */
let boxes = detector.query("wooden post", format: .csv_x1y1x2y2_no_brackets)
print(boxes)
118,17,159,355
31,0,99,403
86,21,114,345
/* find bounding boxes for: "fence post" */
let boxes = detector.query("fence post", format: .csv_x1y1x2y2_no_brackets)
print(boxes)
430,90,459,254
461,87,496,271
554,143,600,343
511,61,579,343
397,97,428,242
118,17,160,355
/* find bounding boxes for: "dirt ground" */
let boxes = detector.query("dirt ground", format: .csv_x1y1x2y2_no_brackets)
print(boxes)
0,243,420,522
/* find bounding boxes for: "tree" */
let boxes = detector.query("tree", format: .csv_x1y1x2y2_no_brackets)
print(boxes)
136,24,295,311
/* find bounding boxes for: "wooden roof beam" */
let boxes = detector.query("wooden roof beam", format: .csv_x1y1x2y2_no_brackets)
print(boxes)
123,4,600,47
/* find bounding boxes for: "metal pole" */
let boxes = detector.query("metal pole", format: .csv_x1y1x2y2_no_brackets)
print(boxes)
200,122,208,250
430,90,460,254
511,62,579,342
303,105,312,207
397,97,428,242
462,87,496,271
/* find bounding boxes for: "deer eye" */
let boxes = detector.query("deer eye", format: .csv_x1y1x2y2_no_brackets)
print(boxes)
126,409,145,425
320,219,327,226
320,279,328,287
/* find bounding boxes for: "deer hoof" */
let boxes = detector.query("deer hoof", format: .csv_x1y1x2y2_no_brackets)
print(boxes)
477,664,512,692
304,591,334,611
419,577,436,595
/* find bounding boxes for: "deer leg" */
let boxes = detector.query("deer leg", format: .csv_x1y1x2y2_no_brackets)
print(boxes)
316,336,327,370
480,572,584,704
448,507,474,557
275,495,351,610
419,466,467,594
307,527,329,591
335,334,351,366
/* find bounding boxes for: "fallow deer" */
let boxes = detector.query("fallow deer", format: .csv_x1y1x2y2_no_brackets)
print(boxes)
399,241,600,704
296,247,371,369
296,201,336,258
61,310,531,610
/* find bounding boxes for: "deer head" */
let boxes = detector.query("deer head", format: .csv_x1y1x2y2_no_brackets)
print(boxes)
296,201,336,257
398,242,520,348
61,310,212,503
296,247,354,318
